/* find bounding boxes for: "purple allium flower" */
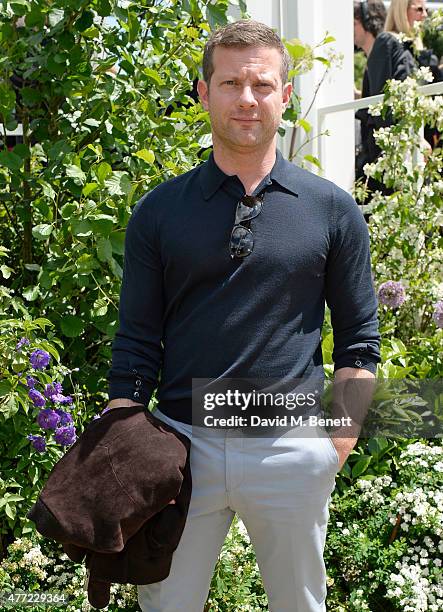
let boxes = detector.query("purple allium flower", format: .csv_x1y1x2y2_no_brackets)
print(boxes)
54,409,73,426
43,382,63,400
432,300,443,329
378,281,406,308
93,414,101,420
26,375,37,389
36,408,60,430
54,425,76,446
29,349,51,370
16,337,30,351
27,434,46,453
28,388,46,408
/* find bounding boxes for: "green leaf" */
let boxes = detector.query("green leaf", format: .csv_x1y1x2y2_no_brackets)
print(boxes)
285,40,307,60
351,456,372,478
71,219,92,237
60,203,77,219
297,118,312,133
0,380,12,397
90,214,115,236
32,224,53,240
134,149,155,164
323,35,336,44
143,68,164,86
48,8,65,27
92,298,108,317
82,182,99,197
0,394,18,419
0,265,13,279
105,172,131,196
303,154,322,170
110,232,125,255
0,82,16,115
60,315,85,338
206,2,228,28
0,150,23,171
5,503,15,520
96,237,113,262
76,253,99,274
4,493,24,502
95,162,112,184
65,164,86,185
22,285,40,301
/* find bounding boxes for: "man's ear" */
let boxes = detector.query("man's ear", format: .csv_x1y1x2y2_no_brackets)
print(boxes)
282,82,293,109
197,79,209,110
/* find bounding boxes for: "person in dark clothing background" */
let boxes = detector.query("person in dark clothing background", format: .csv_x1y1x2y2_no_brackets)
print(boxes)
353,0,415,200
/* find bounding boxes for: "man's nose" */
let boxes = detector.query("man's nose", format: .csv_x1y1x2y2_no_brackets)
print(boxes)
238,86,258,107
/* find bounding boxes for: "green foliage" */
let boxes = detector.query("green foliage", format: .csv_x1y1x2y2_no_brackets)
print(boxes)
206,516,267,611
354,49,366,92
0,0,231,401
283,32,341,168
0,292,91,541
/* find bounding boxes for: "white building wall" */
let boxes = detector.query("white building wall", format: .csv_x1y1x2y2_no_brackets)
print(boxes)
236,0,355,191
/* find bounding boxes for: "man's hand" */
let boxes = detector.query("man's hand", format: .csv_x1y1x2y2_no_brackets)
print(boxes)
331,436,359,471
106,398,142,409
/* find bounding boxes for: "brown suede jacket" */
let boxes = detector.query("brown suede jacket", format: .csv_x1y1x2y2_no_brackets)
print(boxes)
27,405,192,609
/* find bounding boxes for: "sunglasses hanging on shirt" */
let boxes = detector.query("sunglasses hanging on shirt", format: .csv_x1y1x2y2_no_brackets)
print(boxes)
229,193,264,259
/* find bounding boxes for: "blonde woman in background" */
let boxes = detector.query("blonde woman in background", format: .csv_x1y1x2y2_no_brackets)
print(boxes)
385,0,427,49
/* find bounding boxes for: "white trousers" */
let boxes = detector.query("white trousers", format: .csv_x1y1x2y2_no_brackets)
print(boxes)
138,409,339,612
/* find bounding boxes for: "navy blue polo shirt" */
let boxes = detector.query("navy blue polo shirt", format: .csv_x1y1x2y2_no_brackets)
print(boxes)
107,149,380,423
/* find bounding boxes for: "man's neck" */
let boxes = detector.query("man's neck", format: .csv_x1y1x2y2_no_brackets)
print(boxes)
212,139,277,195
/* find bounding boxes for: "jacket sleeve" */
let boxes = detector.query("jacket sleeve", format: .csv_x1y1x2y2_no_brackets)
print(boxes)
325,188,381,374
107,193,163,405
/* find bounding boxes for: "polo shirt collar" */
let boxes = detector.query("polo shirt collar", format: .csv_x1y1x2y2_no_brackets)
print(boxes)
199,148,299,201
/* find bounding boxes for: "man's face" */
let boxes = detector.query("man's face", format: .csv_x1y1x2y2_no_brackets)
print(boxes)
407,0,427,28
353,18,367,51
197,45,292,152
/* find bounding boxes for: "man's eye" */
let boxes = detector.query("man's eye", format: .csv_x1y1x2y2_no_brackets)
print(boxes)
224,80,235,85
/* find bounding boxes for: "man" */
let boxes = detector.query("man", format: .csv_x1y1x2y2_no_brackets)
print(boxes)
107,20,380,612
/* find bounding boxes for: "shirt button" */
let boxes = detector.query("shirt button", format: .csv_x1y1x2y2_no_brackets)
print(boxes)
135,380,142,387
355,360,363,367
133,391,140,399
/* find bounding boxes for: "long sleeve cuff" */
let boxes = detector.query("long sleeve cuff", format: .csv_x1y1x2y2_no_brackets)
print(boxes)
108,373,156,406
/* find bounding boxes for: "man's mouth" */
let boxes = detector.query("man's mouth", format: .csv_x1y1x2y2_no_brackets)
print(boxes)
232,118,260,122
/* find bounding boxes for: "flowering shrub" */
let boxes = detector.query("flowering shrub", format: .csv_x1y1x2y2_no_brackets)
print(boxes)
0,532,139,611
0,312,87,541
357,64,443,343
206,516,268,611
325,440,443,611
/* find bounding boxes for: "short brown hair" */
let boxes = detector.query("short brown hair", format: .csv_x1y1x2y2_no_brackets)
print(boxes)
202,19,291,86
353,0,387,38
